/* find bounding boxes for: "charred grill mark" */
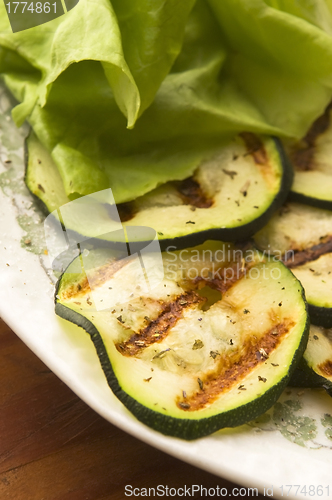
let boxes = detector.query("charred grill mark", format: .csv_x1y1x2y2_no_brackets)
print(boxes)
104,201,136,223
283,236,332,268
240,132,268,165
290,102,332,172
61,258,130,300
61,276,90,299
176,177,213,209
177,321,293,411
290,147,314,172
305,102,332,145
116,202,136,222
116,292,205,356
318,359,332,377
193,262,248,294
86,258,129,288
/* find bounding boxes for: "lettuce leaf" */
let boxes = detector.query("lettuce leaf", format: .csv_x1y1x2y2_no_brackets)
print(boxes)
208,0,332,137
1,0,332,204
0,0,195,127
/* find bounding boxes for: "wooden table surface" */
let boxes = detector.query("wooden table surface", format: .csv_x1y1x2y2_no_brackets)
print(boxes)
0,318,267,500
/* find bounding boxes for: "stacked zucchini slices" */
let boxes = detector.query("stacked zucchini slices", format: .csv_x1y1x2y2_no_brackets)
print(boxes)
26,123,332,439
254,203,332,328
254,203,332,397
254,107,332,400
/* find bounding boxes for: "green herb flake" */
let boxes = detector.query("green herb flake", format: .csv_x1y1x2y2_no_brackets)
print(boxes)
152,348,171,360
179,402,191,410
192,339,204,350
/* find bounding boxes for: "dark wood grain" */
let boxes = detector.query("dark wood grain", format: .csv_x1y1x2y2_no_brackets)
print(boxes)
0,318,266,500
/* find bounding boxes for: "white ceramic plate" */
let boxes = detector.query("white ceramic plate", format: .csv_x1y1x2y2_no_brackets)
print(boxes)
1,85,332,500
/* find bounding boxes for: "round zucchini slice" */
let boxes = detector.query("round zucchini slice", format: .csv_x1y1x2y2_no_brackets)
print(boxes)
285,102,332,210
26,132,292,248
55,240,308,440
290,325,332,397
254,202,332,328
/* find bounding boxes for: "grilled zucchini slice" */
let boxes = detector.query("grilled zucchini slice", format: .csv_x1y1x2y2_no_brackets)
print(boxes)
285,103,332,210
254,202,332,328
55,241,308,440
290,325,332,397
26,132,292,248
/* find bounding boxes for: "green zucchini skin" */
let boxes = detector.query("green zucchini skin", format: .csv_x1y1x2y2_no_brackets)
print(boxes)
54,242,309,440
289,357,332,396
25,133,293,249
288,192,332,212
289,325,332,397
308,305,332,329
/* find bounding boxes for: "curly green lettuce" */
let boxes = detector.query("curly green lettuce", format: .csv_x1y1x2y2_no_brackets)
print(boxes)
1,0,332,204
